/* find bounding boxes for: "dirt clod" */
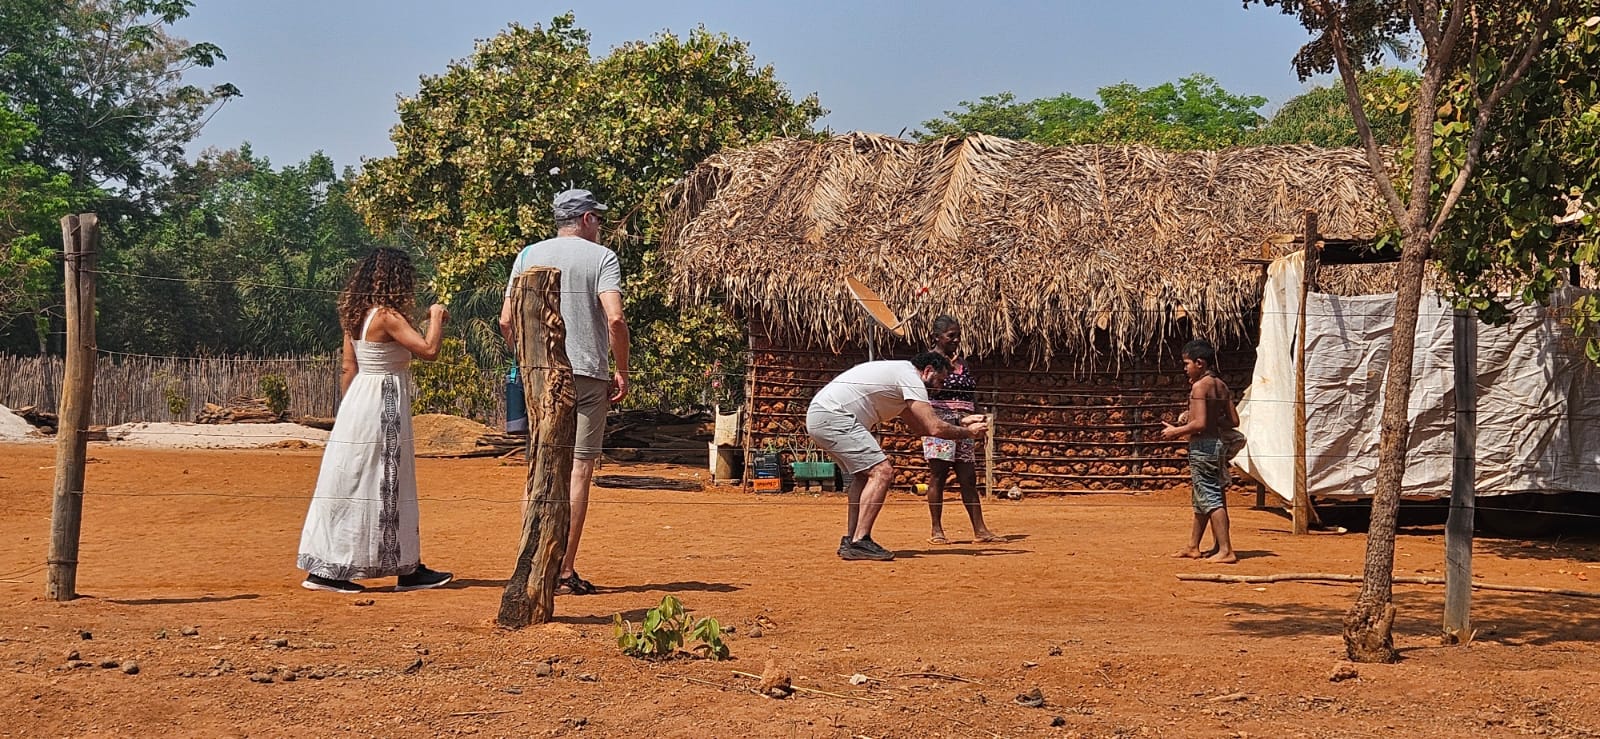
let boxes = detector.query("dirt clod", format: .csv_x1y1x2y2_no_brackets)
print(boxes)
180,626,199,637
121,661,140,675
1330,663,1359,683
248,672,273,684
1016,688,1046,708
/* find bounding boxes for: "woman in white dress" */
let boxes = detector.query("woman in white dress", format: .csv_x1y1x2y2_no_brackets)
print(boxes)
298,247,453,593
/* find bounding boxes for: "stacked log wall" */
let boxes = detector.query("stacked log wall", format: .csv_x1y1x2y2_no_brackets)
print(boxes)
744,322,1256,494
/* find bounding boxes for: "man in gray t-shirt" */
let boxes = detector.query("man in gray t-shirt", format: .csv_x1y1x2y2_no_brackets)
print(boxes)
499,188,630,595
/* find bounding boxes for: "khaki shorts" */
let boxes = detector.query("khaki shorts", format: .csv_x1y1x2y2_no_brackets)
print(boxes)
574,376,611,460
806,406,886,475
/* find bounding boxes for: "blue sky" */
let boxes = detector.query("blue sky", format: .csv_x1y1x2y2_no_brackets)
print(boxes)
177,1,1331,169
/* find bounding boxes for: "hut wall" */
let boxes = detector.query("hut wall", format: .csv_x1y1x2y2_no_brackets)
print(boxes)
745,321,1256,494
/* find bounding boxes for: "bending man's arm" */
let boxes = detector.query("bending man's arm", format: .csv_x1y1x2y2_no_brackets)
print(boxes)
904,401,985,440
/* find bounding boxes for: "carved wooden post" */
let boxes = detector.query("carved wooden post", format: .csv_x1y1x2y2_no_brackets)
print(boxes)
47,214,99,601
497,267,574,628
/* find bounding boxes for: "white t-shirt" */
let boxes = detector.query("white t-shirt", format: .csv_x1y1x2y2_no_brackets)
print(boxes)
809,360,931,428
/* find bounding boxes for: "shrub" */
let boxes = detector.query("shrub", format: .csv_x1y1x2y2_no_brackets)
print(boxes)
259,374,290,417
412,337,492,420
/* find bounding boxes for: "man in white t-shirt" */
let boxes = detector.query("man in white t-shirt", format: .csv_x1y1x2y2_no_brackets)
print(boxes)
807,352,988,561
499,188,630,595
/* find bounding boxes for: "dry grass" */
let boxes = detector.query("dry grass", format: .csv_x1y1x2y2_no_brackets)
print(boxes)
661,133,1393,363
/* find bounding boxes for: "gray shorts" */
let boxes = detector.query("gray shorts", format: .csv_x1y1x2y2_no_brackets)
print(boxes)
574,376,611,460
806,406,886,475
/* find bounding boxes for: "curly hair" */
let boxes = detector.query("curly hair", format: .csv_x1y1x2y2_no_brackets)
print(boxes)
338,247,417,339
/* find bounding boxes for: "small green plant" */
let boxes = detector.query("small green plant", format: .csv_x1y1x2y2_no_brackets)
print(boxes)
613,595,729,661
155,372,188,417
259,374,290,417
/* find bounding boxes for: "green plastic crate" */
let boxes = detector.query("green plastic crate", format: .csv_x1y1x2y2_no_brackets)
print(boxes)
790,460,836,480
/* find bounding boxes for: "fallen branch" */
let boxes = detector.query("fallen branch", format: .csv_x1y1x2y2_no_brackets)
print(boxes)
890,671,982,684
732,670,880,701
1177,572,1600,598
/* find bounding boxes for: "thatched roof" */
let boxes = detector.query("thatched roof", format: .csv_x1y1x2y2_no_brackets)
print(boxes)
661,133,1392,362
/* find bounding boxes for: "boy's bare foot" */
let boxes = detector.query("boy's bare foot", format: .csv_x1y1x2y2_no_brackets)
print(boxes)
1206,551,1239,564
974,530,1001,543
929,532,950,545
1171,547,1205,559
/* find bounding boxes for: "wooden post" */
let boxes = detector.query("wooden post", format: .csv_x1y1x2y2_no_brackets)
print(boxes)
47,214,98,601
1292,210,1321,535
497,268,574,628
984,392,997,498
1443,307,1478,641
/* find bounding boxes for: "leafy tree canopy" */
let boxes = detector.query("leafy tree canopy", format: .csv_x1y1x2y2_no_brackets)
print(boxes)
0,96,90,350
353,13,824,408
94,146,380,356
1248,67,1419,147
0,0,239,199
916,74,1267,149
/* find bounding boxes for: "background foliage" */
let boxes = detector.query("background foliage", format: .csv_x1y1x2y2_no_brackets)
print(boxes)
352,13,824,410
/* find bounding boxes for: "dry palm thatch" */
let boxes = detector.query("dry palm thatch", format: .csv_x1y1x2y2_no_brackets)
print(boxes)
661,133,1392,363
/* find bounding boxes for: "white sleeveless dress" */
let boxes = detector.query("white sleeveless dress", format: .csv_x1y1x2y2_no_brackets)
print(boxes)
297,310,421,580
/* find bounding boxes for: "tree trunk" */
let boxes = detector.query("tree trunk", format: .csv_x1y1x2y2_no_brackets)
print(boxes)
1342,227,1430,663
497,267,574,628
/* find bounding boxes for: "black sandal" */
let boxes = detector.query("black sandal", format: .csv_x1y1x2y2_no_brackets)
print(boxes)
557,572,596,595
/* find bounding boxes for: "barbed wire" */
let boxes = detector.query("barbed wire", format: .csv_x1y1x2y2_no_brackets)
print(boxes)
9,487,1599,527
78,347,1594,417
89,267,1569,323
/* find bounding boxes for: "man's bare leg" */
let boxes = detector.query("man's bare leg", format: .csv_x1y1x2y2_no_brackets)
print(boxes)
844,470,868,538
560,457,596,578
1172,511,1209,558
851,461,895,542
1205,507,1237,564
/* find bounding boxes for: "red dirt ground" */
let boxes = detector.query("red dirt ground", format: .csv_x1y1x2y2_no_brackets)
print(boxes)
2,442,1598,737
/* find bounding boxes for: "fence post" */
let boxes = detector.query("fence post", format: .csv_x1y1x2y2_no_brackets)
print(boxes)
1292,210,1321,535
1443,307,1478,641
497,267,574,628
47,214,98,601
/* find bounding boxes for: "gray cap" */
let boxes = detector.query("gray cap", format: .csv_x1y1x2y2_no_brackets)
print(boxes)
553,188,608,220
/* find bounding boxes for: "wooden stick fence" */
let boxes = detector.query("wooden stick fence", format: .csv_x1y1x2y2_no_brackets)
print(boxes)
0,353,509,426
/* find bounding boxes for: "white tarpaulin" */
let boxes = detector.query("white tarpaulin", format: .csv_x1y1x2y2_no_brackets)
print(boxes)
1236,253,1600,500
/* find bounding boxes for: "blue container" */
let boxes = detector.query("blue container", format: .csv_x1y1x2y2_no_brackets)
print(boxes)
505,366,528,434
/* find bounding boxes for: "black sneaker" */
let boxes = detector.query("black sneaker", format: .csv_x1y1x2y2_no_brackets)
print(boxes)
854,537,895,558
302,574,364,593
396,565,453,592
840,538,895,561
836,536,851,557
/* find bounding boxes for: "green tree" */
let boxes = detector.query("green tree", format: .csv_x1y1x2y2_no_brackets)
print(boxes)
0,0,239,197
1249,67,1420,147
353,14,823,409
916,74,1266,148
1427,13,1600,350
1247,0,1576,664
0,97,85,351
97,147,380,356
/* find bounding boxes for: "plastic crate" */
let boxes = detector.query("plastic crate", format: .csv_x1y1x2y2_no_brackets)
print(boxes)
791,460,836,480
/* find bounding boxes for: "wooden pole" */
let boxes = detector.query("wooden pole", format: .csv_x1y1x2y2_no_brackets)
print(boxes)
47,213,98,601
983,390,997,497
1292,211,1321,535
1443,307,1478,641
497,267,574,628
